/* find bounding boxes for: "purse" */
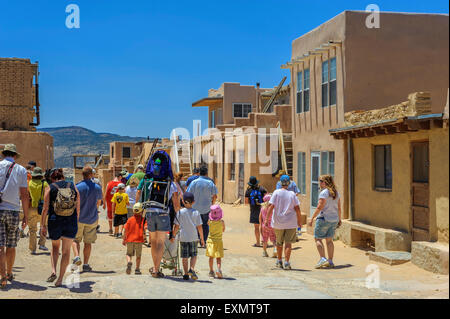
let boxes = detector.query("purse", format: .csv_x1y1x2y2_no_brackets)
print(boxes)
37,180,45,215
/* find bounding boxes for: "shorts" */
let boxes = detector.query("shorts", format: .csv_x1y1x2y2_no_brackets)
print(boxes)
249,206,261,224
114,214,128,227
314,218,338,239
261,225,276,243
0,210,20,248
180,241,198,258
75,220,98,244
126,242,143,257
146,212,171,232
274,228,297,246
48,213,78,241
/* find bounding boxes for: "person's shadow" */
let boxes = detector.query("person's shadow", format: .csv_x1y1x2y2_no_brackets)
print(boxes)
5,280,47,292
47,280,96,293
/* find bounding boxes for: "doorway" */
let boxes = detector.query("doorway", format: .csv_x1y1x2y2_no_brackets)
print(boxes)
411,141,430,241
238,150,245,201
311,151,320,216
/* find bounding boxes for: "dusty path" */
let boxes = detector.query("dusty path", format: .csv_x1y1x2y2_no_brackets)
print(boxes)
1,204,448,299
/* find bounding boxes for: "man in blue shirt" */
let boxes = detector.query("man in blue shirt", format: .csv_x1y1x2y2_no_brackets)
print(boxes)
187,166,218,247
185,167,200,188
73,165,103,272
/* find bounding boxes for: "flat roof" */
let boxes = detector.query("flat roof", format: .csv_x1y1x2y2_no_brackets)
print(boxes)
192,97,223,107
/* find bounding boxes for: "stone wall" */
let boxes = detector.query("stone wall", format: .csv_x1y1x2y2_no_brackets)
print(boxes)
344,92,432,127
0,58,38,131
0,105,35,131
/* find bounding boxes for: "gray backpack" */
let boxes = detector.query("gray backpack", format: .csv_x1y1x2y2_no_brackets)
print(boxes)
53,182,76,216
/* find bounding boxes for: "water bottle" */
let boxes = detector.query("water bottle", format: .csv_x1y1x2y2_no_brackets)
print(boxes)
297,226,302,239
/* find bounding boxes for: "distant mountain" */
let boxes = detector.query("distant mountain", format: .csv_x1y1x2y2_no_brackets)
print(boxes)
38,126,148,168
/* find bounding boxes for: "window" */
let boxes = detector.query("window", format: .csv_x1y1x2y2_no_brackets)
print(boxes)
233,103,252,118
297,152,306,194
374,145,392,190
320,151,335,177
111,146,114,158
122,147,131,158
296,71,303,113
322,61,328,108
229,150,236,181
304,69,310,112
322,57,337,107
329,58,337,106
296,69,310,113
211,110,216,128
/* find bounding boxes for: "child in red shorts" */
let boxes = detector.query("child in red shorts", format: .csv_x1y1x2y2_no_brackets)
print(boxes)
259,194,277,258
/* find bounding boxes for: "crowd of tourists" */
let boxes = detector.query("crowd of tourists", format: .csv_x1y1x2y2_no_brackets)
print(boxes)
0,143,341,289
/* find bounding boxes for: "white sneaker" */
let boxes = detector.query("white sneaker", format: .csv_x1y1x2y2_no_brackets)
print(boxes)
315,257,330,269
39,245,48,251
284,261,292,270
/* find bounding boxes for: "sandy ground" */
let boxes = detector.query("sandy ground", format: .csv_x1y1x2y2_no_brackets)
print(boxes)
1,204,448,299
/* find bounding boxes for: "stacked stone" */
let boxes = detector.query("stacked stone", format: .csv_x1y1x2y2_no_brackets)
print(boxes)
0,58,37,131
344,92,432,127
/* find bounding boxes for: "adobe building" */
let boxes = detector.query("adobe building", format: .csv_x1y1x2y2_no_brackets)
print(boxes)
330,92,449,274
191,82,296,207
0,58,54,169
281,11,449,222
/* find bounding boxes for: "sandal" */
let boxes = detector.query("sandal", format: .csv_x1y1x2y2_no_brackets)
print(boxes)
135,269,142,275
0,277,7,290
150,267,164,278
6,273,14,282
47,273,57,283
252,243,262,247
126,262,132,275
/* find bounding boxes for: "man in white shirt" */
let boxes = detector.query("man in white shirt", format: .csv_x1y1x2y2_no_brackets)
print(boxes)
0,144,29,289
265,175,302,270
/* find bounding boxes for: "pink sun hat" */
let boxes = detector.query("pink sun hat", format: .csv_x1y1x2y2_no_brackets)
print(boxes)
263,194,271,202
209,204,223,221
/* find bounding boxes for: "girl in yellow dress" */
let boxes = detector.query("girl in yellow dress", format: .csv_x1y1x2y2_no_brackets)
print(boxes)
206,204,225,278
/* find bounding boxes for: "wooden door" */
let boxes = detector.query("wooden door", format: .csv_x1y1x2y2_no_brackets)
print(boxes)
310,152,320,216
238,150,245,201
411,142,430,241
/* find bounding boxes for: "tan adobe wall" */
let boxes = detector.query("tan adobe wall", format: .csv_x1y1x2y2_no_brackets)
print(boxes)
352,127,449,242
0,105,35,131
344,12,449,113
222,83,258,125
0,131,53,169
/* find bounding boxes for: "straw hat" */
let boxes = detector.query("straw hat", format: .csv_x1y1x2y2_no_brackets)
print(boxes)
1,144,21,158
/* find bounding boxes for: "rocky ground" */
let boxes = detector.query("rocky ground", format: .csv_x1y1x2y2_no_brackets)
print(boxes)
1,204,448,299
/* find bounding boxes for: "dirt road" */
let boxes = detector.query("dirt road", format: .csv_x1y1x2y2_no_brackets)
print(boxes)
1,204,448,299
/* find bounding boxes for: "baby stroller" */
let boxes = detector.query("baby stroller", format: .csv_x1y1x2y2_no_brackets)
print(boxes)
161,232,183,276
140,150,182,276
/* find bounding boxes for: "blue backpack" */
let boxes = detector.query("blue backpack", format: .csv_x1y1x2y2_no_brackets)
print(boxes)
249,188,263,206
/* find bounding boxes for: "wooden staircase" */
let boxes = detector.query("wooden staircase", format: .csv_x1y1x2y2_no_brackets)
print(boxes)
277,122,293,177
283,134,294,177
175,139,192,177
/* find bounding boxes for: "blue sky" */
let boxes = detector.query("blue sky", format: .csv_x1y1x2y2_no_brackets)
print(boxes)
1,0,448,138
